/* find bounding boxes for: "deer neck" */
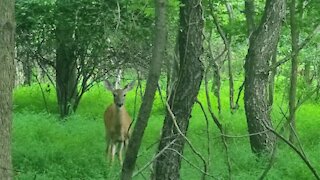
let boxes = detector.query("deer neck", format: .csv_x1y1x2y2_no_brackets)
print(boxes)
114,105,125,124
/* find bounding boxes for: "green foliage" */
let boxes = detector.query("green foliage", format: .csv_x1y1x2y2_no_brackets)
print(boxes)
14,84,58,113
13,112,110,179
11,0,320,178
12,83,320,179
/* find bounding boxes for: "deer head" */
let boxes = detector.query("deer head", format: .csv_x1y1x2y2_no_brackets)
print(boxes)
104,80,135,108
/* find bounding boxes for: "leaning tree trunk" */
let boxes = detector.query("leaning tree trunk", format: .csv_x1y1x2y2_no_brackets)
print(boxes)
55,0,78,118
153,0,204,179
0,0,15,179
120,0,167,179
244,0,285,155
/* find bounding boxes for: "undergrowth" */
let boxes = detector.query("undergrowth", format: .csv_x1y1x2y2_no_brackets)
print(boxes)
12,83,320,179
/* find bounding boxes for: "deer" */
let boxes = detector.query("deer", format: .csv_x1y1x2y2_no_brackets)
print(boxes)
104,79,135,164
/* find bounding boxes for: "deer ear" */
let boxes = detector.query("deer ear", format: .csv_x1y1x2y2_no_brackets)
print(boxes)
124,80,136,92
104,80,114,91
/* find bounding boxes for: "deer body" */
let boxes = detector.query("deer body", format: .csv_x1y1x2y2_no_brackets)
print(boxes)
104,80,135,164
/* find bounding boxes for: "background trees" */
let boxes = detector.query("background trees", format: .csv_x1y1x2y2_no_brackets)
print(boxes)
6,0,320,179
15,0,154,117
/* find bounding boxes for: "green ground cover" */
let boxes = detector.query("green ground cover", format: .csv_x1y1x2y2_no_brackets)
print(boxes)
12,83,320,179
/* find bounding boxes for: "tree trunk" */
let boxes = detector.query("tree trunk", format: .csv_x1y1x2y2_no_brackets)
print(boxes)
153,0,204,179
244,0,256,37
120,0,167,179
55,1,78,118
225,1,235,112
244,0,285,155
0,0,15,178
227,42,234,112
304,62,310,82
212,62,222,113
288,0,299,143
22,52,32,85
167,35,179,98
207,29,221,114
115,69,122,89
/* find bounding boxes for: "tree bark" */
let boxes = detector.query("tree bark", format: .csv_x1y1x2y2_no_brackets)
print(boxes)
288,0,299,143
0,0,15,179
55,0,78,118
244,0,285,155
153,0,204,179
244,0,256,37
268,49,277,107
167,35,179,99
120,0,167,179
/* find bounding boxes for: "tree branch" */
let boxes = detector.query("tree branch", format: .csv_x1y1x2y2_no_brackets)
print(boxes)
157,84,209,180
264,124,320,179
267,24,320,72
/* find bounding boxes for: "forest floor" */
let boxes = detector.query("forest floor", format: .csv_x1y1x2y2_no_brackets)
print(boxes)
12,83,320,179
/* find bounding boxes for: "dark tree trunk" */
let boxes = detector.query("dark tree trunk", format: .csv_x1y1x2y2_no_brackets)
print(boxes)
244,0,285,155
0,0,15,178
212,59,221,114
55,1,78,118
244,0,256,37
120,0,167,179
153,0,204,179
22,52,32,85
288,0,299,143
167,35,179,98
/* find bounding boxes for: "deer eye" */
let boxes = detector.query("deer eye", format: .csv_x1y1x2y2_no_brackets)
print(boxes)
123,94,126,97
113,93,116,97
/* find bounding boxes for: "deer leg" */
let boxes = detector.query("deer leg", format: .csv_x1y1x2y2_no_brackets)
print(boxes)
118,141,124,165
106,138,111,158
124,139,129,151
111,143,116,163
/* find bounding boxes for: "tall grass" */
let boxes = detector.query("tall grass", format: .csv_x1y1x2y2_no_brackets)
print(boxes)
12,83,320,179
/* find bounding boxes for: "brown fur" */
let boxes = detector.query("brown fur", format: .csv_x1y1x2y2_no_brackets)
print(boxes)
103,80,135,164
104,104,131,144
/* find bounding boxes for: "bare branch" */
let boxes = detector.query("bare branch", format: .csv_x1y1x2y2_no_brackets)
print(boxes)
157,83,209,180
268,24,320,71
35,59,56,88
264,124,320,179
204,72,232,179
234,81,245,109
195,99,211,169
295,84,320,110
221,130,270,138
167,148,217,179
209,1,229,48
132,139,177,177
32,72,49,113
